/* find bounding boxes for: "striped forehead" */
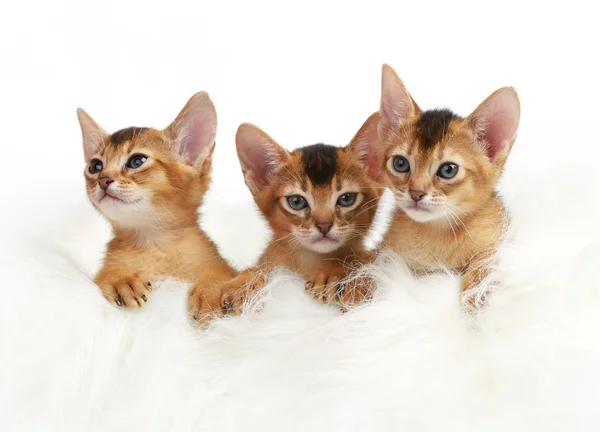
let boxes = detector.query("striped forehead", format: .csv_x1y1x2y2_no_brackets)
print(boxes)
298,143,339,186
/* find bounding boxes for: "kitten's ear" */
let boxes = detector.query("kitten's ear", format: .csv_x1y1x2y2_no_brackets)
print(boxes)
164,91,217,165
77,108,108,162
379,64,421,136
467,87,520,163
348,112,381,180
236,123,289,193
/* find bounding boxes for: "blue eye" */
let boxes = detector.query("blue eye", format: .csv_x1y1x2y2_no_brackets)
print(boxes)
89,159,103,174
336,192,358,207
287,195,308,210
127,154,147,169
437,163,459,179
392,156,410,173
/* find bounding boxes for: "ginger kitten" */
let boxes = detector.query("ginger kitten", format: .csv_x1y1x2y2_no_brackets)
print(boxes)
370,65,520,308
77,92,235,309
188,119,383,320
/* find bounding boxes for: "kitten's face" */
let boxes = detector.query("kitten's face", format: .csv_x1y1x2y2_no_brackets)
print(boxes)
380,111,494,223
263,145,380,253
236,123,382,254
375,65,520,224
83,128,197,228
78,92,217,231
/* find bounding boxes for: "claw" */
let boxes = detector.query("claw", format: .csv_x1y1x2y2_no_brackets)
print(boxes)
223,298,234,315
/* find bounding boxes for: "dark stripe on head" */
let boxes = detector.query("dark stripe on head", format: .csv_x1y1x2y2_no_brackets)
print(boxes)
110,127,149,146
415,109,461,149
299,143,338,186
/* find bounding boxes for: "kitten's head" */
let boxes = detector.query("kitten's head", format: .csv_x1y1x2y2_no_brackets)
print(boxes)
235,118,382,254
77,92,217,231
374,64,520,223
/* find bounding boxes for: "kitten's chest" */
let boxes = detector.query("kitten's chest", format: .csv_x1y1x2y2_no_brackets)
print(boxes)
143,231,215,281
385,212,494,272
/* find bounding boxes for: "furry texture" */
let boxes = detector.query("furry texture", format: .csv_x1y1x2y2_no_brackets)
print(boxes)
188,122,384,321
1,155,600,431
78,93,235,312
376,65,521,308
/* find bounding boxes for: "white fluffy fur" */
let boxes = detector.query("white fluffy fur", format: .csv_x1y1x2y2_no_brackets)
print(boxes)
1,158,600,431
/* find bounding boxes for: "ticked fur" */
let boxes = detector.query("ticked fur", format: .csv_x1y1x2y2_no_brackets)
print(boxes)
77,92,235,310
374,64,520,309
189,118,384,321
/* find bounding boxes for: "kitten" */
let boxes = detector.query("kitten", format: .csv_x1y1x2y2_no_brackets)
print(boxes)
188,118,383,321
369,64,520,308
77,92,235,309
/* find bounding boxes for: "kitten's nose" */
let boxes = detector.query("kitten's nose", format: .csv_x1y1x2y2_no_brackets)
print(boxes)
99,176,115,190
316,220,333,236
409,189,426,202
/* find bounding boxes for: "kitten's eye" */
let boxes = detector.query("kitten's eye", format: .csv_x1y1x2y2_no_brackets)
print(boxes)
337,192,358,207
392,156,410,173
126,154,148,169
287,195,308,211
437,163,459,179
88,159,103,174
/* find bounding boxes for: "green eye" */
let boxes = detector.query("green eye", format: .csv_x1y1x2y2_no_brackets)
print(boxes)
437,163,459,179
287,195,308,210
337,192,358,207
127,154,148,169
392,156,410,173
89,159,103,174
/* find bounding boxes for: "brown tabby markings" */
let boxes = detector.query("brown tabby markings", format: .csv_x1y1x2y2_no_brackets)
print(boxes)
188,119,383,322
372,64,520,310
77,92,235,311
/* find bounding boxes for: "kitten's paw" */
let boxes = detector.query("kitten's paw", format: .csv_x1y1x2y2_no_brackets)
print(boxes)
338,275,375,311
98,273,153,309
305,267,347,305
220,271,267,316
461,291,487,314
460,269,490,314
187,280,224,326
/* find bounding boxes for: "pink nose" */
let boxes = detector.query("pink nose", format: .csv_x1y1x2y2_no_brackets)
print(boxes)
316,220,333,235
99,176,114,190
409,189,426,202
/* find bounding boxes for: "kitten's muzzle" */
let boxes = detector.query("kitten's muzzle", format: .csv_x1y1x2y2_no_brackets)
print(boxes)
99,176,115,190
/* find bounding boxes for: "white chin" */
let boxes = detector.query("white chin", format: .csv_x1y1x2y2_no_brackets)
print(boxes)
97,199,148,226
302,239,344,254
400,205,444,223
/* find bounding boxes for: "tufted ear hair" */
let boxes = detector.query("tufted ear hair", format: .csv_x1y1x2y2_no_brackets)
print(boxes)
235,123,289,194
379,64,421,137
347,112,381,180
467,87,520,164
164,91,217,166
77,108,108,162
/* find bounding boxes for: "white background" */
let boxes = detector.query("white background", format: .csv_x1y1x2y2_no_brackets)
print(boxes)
2,2,600,430
1,0,598,237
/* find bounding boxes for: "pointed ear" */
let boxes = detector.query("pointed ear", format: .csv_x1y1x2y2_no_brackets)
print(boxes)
379,64,420,136
235,123,289,193
164,91,217,165
77,108,108,162
347,112,381,180
467,87,520,163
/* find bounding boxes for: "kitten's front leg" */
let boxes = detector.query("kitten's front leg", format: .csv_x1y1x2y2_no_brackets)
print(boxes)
305,266,376,310
304,266,347,305
219,268,267,315
460,249,496,311
187,261,237,324
305,250,377,309
95,265,153,309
